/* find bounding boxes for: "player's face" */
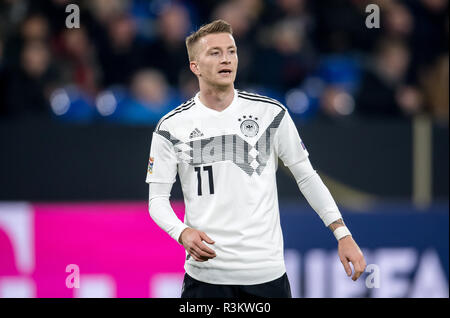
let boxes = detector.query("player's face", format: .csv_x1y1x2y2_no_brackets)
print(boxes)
192,33,238,88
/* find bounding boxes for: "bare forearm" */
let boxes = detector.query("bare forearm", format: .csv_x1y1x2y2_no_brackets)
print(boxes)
328,218,345,232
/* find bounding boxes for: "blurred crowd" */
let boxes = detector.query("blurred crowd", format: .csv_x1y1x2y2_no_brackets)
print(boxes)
0,0,448,125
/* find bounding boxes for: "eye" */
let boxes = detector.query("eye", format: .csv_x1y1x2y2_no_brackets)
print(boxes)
210,51,219,56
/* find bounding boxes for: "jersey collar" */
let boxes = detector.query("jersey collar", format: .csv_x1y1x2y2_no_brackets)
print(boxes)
194,89,238,116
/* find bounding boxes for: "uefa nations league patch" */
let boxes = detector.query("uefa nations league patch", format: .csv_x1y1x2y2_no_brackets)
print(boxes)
148,157,154,174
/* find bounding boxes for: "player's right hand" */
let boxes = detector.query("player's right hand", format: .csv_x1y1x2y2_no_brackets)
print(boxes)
179,227,216,262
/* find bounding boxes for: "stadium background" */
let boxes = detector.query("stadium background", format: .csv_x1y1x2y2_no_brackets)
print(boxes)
0,0,448,297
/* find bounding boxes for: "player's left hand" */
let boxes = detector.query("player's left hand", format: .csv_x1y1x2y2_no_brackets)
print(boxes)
337,236,366,281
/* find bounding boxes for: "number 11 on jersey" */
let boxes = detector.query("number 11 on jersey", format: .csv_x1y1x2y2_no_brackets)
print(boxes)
194,165,214,196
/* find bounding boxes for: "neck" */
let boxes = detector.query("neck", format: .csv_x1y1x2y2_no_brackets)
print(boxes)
198,83,235,111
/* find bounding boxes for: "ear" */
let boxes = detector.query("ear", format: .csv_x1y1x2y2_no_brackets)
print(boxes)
190,61,200,77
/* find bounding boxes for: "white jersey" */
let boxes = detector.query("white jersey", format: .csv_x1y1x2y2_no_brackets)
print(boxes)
146,89,309,285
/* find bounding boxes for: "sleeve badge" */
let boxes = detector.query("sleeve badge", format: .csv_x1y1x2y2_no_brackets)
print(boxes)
148,157,154,174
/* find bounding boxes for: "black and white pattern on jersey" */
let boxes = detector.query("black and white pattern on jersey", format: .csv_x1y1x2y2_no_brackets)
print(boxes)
155,108,286,176
155,98,194,132
236,90,287,111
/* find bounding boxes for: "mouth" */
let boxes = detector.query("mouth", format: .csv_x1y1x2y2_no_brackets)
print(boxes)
218,69,232,75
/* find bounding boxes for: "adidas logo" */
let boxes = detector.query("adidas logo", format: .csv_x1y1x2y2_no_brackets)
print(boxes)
189,128,204,139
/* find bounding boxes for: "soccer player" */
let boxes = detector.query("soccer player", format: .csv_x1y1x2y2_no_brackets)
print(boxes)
146,20,366,298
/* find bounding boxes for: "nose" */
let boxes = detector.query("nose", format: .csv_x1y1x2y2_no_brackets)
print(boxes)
221,54,231,64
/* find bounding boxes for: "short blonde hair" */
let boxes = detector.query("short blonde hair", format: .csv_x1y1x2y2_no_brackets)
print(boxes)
185,19,233,61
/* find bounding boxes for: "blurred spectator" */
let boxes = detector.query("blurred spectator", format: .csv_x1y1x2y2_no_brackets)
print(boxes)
420,54,449,124
28,0,74,35
178,69,199,101
313,55,360,118
407,0,449,83
2,13,50,69
20,13,49,41
0,0,447,123
383,1,414,39
320,86,356,117
1,40,58,117
97,69,181,124
355,38,423,117
48,85,96,122
384,1,414,39
238,0,264,21
96,13,145,87
251,18,316,93
86,0,129,25
131,69,174,103
144,3,191,86
128,0,157,40
311,0,380,54
54,27,100,96
213,0,260,38
0,0,30,37
260,0,309,25
317,55,361,94
212,0,261,86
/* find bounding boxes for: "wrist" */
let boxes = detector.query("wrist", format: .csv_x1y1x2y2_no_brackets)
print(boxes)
178,227,190,244
333,226,352,241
